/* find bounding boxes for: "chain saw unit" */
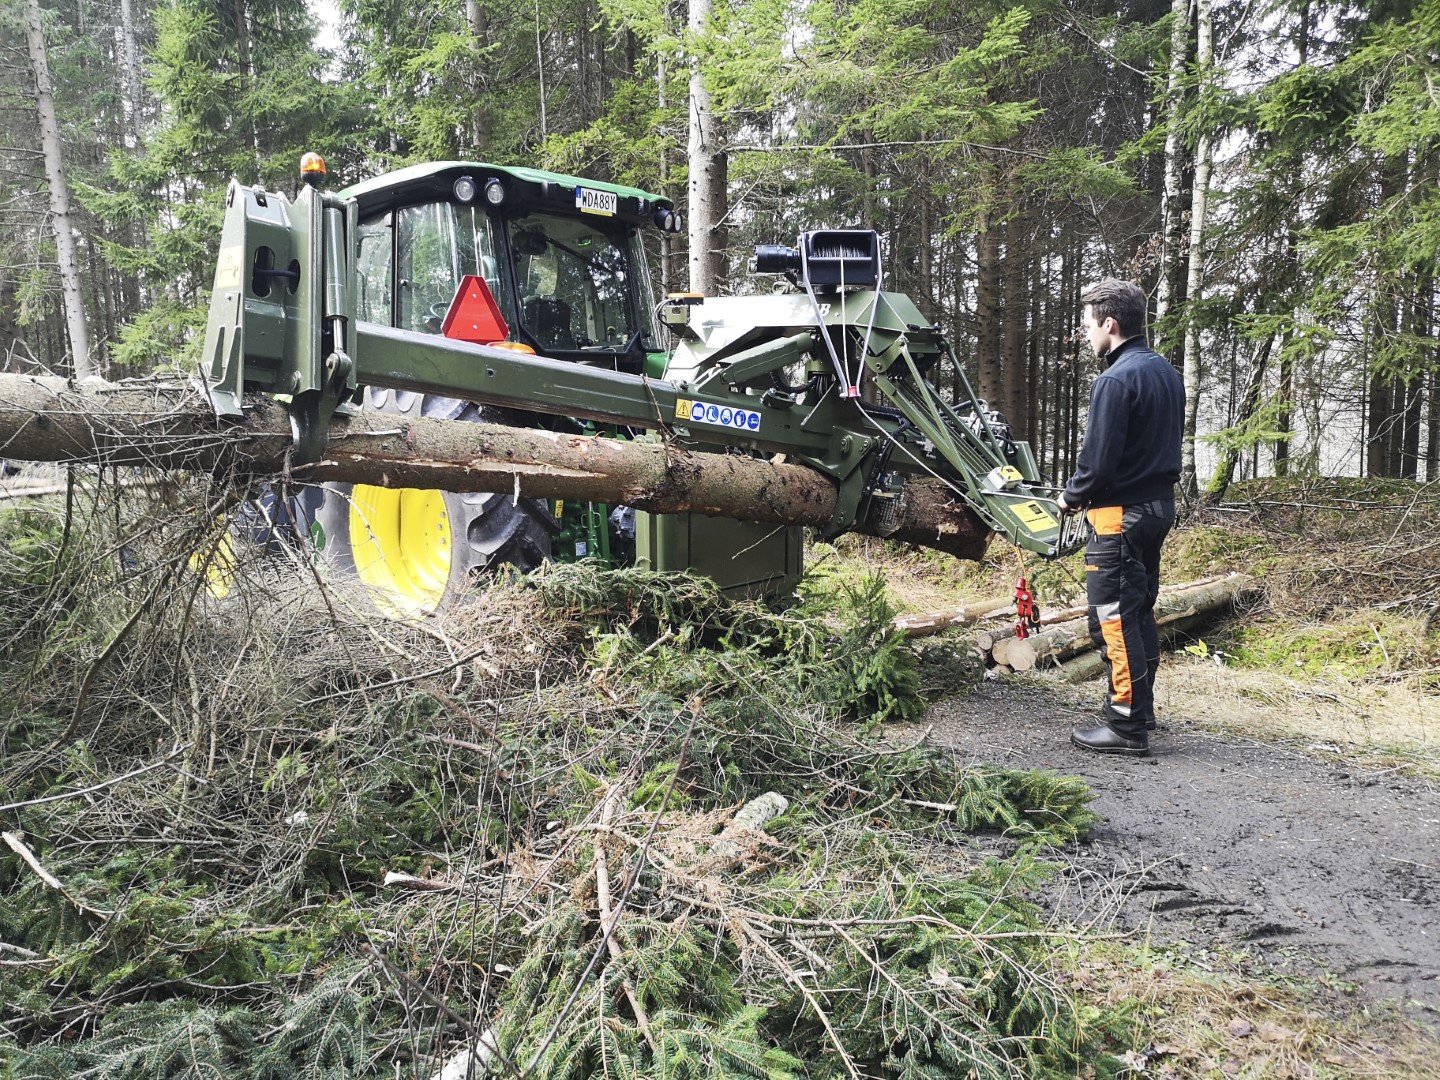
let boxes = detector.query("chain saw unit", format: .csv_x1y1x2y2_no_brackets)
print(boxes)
200,158,1083,602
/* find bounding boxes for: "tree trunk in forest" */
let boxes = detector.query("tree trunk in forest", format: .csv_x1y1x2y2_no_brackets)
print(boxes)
465,0,492,147
0,278,38,373
1002,211,1029,440
1179,0,1213,497
0,374,992,562
117,0,145,143
975,203,1003,414
1367,157,1406,478
23,0,93,380
686,0,725,295
1204,333,1273,503
1152,0,1190,346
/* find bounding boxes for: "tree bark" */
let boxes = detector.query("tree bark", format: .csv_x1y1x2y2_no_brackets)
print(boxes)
975,200,1003,414
117,0,145,143
1179,0,1212,497
0,373,991,561
1152,0,1191,344
465,0,491,148
686,0,724,294
23,0,92,379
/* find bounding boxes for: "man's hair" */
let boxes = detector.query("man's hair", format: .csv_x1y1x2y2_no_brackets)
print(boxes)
1080,279,1147,339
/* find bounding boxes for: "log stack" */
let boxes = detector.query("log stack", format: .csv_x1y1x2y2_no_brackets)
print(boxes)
896,574,1254,677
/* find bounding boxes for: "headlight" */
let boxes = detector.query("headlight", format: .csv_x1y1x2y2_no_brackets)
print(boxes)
483,178,506,206
453,175,477,203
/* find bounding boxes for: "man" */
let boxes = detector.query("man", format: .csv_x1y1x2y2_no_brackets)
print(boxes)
1057,279,1184,756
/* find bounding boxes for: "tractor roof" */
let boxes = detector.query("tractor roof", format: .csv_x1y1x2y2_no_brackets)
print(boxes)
339,161,673,227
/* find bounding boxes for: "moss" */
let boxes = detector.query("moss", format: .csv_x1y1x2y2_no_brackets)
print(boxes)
1163,525,1283,582
1224,611,1436,678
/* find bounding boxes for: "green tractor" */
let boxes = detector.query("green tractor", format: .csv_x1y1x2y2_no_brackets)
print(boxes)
305,160,686,614
204,157,1082,614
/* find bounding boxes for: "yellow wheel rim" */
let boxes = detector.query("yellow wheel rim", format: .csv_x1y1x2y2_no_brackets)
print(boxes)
349,485,453,615
192,529,239,600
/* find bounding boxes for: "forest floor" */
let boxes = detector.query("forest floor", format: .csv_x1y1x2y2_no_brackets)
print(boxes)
914,674,1439,1020
845,477,1440,1072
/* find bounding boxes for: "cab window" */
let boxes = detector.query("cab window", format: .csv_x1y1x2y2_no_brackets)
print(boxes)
509,211,639,353
392,202,508,333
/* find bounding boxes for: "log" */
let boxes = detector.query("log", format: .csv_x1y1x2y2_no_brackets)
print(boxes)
1051,612,1211,683
981,574,1255,671
0,373,990,562
893,595,1012,638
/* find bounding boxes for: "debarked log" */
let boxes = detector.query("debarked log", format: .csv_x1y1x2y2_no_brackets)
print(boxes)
0,373,990,561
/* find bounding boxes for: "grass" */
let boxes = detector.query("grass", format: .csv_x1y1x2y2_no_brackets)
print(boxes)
1063,939,1438,1078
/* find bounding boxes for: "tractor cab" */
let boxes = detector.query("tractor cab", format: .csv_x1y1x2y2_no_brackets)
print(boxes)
340,162,679,377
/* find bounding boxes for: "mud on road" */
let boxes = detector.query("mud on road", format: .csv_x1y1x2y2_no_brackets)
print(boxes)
916,679,1440,1027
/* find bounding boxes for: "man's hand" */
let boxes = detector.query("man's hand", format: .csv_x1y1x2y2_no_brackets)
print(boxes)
1056,492,1080,516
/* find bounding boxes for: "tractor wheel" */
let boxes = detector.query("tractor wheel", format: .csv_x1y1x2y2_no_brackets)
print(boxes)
199,484,325,601
310,389,558,616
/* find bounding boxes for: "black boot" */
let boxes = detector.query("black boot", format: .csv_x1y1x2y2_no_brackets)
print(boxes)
1071,722,1148,756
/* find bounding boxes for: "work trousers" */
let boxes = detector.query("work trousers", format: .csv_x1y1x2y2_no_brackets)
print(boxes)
1084,499,1176,737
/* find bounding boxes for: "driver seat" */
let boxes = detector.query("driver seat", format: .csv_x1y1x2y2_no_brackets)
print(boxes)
523,296,573,351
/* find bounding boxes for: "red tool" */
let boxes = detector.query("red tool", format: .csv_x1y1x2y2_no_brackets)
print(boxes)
1014,576,1041,639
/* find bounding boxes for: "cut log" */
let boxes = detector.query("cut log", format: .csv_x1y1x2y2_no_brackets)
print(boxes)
1004,636,1037,671
1052,612,1212,684
893,595,1012,638
979,574,1255,672
0,373,991,562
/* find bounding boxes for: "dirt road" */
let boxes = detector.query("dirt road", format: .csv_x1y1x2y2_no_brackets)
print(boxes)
921,679,1440,1026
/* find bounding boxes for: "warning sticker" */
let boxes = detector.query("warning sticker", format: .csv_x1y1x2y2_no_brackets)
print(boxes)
674,398,762,433
214,246,243,291
1012,501,1058,534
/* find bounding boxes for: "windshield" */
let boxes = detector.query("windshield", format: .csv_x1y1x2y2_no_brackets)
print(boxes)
355,203,511,333
509,210,655,355
354,200,659,364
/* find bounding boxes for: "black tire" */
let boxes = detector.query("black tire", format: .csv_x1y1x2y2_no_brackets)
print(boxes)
231,484,325,556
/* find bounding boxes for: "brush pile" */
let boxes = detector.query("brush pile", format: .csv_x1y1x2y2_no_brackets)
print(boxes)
0,475,1121,1077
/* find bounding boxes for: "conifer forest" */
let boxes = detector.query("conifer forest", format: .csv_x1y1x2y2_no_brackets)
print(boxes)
1,0,1439,1077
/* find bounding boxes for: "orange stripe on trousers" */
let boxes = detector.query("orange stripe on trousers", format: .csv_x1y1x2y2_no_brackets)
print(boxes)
1099,618,1133,705
1086,506,1124,535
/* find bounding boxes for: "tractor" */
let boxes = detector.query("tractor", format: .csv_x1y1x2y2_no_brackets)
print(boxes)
203,155,1084,614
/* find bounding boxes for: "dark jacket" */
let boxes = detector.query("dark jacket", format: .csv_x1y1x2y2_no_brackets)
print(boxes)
1063,337,1184,509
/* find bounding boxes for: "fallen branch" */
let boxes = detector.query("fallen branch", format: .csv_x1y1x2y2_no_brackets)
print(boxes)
2,830,112,920
0,744,185,813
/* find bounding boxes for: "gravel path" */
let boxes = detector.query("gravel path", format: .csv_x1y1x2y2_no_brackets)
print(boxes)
917,679,1440,1026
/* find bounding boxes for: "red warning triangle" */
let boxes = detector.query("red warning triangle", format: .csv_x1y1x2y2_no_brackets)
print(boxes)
441,275,509,345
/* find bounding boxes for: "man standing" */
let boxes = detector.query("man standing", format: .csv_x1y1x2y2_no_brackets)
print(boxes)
1057,279,1185,756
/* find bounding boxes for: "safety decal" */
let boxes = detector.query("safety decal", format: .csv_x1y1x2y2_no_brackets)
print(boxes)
1012,501,1058,533
674,398,762,433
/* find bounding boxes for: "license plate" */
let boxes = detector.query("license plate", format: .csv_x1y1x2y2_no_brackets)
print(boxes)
575,186,617,216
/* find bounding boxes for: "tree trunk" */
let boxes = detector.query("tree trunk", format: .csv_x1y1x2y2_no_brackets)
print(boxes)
23,0,93,379
465,0,491,148
1001,211,1029,440
0,374,992,562
117,0,145,143
1152,0,1191,345
686,0,724,294
1204,333,1273,502
975,202,1003,413
0,278,39,372
1179,0,1213,497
